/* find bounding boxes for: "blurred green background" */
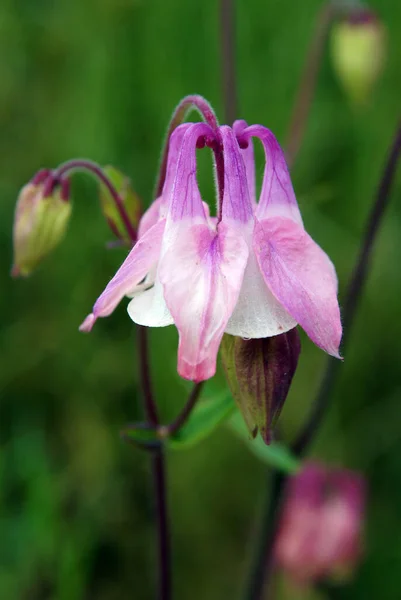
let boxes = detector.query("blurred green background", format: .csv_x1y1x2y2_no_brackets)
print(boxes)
1,0,401,598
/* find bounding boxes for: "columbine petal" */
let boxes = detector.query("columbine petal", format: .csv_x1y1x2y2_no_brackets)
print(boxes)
233,120,256,205
244,124,303,226
220,125,253,225
225,251,297,338
127,275,174,327
253,216,342,357
80,219,166,331
160,221,248,381
137,124,193,238
137,196,164,238
158,123,249,381
219,126,297,338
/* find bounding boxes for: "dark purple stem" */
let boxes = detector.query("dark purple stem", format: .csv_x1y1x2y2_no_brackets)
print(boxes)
285,3,335,168
160,383,204,438
138,326,171,600
293,120,401,456
55,159,137,243
220,0,238,126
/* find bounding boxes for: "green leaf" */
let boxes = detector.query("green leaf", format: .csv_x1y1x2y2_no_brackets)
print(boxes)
229,411,300,473
121,423,160,448
169,392,235,449
122,391,236,450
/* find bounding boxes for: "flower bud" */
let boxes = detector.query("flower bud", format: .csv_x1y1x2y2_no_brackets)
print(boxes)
220,329,301,444
12,172,72,277
99,166,141,242
275,462,366,585
331,10,386,105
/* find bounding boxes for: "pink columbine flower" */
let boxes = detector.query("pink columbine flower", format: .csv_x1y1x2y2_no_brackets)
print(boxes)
275,462,366,585
80,113,342,382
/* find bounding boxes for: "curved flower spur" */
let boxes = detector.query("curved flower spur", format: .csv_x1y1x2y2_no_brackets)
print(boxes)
80,105,342,382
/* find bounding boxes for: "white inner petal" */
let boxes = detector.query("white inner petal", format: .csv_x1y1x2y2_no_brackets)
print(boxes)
225,252,297,338
127,274,174,327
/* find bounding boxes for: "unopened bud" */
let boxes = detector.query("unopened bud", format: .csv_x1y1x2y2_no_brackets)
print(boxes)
99,166,141,242
331,10,386,105
275,462,366,585
12,173,72,277
220,329,301,444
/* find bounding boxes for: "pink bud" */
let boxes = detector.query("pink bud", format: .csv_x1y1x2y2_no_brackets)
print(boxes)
275,462,365,586
12,173,72,277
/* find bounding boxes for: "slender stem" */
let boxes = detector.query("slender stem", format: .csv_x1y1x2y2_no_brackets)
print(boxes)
138,326,172,600
152,452,171,600
285,3,335,168
243,472,285,600
293,120,401,456
220,0,238,125
159,383,204,438
55,159,138,242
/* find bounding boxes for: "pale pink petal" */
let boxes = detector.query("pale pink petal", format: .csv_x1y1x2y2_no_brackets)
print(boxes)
166,122,215,222
244,124,303,225
80,219,166,330
159,222,248,381
253,217,342,357
220,125,253,224
161,123,193,198
233,120,256,206
137,197,164,238
137,124,194,238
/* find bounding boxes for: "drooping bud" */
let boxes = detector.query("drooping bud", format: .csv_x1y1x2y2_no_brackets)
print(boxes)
275,462,366,586
12,172,72,277
220,329,301,444
330,9,386,106
99,166,141,243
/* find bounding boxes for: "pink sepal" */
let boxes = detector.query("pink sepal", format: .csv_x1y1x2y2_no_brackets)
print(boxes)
254,217,342,357
80,219,166,331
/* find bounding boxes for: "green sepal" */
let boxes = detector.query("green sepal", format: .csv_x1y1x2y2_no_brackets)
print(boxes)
99,166,141,242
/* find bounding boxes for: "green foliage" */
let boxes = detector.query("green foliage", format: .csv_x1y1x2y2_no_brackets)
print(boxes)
122,391,235,449
229,411,300,473
99,165,141,242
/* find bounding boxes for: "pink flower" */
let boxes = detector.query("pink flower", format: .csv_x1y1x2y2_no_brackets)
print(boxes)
81,113,342,382
275,462,366,585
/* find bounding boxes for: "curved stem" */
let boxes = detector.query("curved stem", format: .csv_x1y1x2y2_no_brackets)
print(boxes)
159,383,204,438
55,159,137,243
138,326,172,600
243,472,285,600
285,3,335,168
293,120,401,456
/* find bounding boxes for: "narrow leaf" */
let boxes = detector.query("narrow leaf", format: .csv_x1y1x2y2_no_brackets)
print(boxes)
169,392,235,449
229,411,300,473
122,391,236,451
